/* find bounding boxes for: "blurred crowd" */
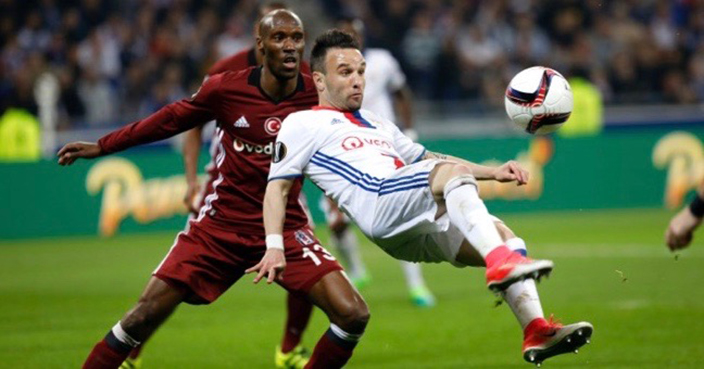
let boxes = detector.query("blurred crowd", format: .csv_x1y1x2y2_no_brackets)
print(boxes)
328,0,704,108
1,0,703,129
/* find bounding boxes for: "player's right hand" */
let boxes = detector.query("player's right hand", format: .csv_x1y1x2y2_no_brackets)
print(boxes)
183,181,201,215
665,207,701,251
494,160,529,185
57,141,103,165
246,249,286,284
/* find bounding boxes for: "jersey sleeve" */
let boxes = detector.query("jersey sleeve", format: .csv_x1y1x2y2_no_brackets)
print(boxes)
98,74,222,154
384,51,407,92
269,113,319,180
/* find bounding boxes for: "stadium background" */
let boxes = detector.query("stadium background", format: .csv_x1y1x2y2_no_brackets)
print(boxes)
1,0,704,367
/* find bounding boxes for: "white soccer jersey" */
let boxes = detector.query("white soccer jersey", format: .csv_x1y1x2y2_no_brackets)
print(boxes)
269,107,425,234
361,49,406,123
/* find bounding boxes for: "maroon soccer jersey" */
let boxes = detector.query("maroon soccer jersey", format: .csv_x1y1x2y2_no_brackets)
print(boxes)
208,48,311,76
202,49,311,181
98,67,318,236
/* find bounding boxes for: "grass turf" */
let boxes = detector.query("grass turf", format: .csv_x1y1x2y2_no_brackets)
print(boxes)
1,208,702,368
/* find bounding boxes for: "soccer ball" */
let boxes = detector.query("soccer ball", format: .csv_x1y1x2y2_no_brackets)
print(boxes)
504,66,573,135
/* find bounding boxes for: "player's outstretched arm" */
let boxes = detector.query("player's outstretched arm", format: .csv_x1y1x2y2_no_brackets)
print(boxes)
95,75,221,156
666,182,704,251
424,151,529,185
182,126,204,214
57,141,103,165
246,178,295,284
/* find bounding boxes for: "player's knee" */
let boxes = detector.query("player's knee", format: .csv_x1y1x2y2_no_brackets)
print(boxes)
333,300,370,334
442,170,478,200
430,163,475,198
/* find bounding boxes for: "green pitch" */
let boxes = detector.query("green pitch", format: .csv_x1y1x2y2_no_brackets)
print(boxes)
1,208,703,368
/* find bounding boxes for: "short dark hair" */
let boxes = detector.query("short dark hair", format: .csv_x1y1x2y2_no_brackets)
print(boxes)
310,29,360,73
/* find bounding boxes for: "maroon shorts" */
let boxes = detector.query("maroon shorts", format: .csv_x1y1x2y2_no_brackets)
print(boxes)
154,218,343,305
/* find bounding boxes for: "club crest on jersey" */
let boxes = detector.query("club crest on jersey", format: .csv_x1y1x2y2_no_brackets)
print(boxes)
264,117,282,135
342,136,364,151
295,230,315,246
273,141,287,163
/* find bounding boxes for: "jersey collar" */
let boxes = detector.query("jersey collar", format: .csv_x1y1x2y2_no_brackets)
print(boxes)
246,48,258,67
312,106,375,129
248,66,305,105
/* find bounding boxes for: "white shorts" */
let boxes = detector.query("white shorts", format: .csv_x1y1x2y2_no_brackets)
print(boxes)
366,159,504,267
361,159,461,266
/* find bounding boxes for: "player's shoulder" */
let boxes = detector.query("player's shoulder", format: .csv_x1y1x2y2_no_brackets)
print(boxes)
359,108,392,127
207,49,254,75
300,72,316,93
286,108,323,122
285,108,339,127
212,67,256,86
300,60,312,75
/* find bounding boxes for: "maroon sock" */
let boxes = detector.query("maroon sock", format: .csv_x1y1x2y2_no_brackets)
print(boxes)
83,338,131,369
305,329,357,369
128,344,143,359
281,293,314,353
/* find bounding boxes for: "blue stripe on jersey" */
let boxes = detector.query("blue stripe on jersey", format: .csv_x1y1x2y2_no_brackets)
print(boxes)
378,183,430,196
351,110,376,129
314,152,383,184
413,149,427,163
315,151,428,189
310,151,430,195
309,156,380,193
316,151,427,186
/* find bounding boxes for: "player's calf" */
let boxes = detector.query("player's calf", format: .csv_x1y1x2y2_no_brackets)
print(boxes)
306,271,370,368
441,173,554,292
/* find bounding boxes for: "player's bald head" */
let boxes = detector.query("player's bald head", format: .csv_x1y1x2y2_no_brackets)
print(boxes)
258,9,303,38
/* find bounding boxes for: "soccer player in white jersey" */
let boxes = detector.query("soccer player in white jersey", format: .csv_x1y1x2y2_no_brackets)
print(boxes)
312,16,435,307
249,30,594,366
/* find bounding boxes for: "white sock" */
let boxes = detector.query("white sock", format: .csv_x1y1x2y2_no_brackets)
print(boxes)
328,323,364,349
112,322,141,347
444,178,505,258
400,261,427,290
502,238,544,330
331,227,367,279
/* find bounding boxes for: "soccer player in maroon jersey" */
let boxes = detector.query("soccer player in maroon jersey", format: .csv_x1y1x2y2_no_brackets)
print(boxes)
176,4,317,369
183,2,311,218
58,10,368,369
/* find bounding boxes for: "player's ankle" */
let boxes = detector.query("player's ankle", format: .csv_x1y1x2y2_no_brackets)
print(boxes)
280,340,300,354
485,246,512,268
524,317,549,335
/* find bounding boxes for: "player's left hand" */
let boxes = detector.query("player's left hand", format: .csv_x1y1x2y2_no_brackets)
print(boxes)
246,249,286,284
494,160,529,185
665,207,701,251
57,141,103,165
